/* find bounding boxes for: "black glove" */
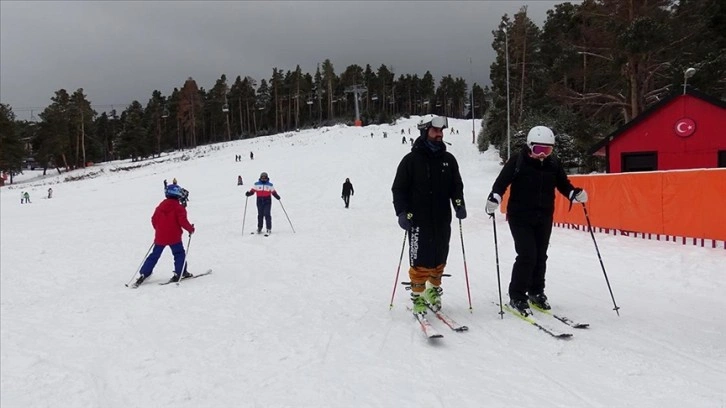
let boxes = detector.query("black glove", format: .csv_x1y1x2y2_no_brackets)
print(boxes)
454,199,467,219
397,212,412,230
455,205,467,219
245,191,253,197
273,193,281,200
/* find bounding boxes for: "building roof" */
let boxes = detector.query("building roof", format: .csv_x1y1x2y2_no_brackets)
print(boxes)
587,87,726,155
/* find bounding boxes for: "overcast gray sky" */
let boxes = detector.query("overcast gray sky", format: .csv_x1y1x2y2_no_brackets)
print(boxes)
1,1,564,120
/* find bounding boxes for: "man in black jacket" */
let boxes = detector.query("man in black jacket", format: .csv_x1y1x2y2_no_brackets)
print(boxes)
486,125,588,316
341,178,354,208
392,115,466,316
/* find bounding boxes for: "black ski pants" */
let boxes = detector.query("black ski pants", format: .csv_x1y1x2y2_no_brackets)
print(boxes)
507,214,553,301
343,194,350,208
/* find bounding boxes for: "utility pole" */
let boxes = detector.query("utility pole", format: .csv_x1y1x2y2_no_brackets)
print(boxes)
470,57,475,144
504,27,511,159
345,85,367,126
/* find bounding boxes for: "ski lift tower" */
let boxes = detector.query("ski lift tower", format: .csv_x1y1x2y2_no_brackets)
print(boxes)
345,85,367,126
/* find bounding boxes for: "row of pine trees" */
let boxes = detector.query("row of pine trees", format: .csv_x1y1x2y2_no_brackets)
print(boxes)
1,0,724,179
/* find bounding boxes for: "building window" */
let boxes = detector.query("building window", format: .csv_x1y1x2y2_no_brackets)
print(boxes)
719,151,726,168
622,152,657,172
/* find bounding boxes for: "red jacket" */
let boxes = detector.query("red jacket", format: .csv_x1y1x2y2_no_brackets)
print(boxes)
151,198,194,245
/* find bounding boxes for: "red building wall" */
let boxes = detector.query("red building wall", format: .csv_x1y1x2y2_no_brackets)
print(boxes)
609,95,726,172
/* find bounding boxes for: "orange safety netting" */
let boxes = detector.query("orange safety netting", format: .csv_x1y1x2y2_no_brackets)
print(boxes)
500,168,726,241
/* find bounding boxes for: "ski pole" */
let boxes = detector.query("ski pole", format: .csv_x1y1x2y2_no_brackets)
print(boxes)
582,203,620,316
176,233,194,287
389,231,408,309
125,242,154,287
242,196,249,235
278,199,296,233
458,219,473,312
491,214,504,319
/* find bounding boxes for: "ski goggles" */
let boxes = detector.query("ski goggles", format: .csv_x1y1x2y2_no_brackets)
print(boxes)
430,116,448,129
530,144,554,156
420,116,448,130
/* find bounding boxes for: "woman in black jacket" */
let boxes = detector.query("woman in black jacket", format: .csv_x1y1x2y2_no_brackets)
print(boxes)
392,115,466,316
486,126,588,316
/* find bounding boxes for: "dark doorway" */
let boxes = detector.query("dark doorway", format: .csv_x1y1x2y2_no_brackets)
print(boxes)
622,152,657,172
719,151,726,168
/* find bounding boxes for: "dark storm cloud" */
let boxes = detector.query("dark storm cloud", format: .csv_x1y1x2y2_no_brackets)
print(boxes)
0,1,564,119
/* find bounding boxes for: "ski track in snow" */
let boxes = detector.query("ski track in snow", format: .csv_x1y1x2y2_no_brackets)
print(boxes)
2,117,725,408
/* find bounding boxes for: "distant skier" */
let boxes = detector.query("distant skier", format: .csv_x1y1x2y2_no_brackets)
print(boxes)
245,172,280,235
47,188,53,199
20,191,25,204
237,175,244,186
402,136,407,144
133,184,195,287
23,191,31,204
250,151,254,160
341,178,354,208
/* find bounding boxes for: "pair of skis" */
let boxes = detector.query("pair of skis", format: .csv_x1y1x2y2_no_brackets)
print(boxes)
408,306,469,340
127,269,213,288
498,302,589,339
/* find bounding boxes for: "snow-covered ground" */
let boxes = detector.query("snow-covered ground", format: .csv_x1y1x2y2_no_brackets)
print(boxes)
2,117,724,408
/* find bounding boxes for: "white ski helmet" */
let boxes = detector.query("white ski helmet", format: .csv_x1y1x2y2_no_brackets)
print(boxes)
526,126,555,147
417,115,448,130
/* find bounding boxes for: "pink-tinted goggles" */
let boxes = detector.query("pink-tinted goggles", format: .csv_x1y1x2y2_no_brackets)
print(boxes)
531,144,553,155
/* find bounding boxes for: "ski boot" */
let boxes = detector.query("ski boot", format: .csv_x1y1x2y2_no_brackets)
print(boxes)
134,275,147,287
509,298,531,317
421,286,443,312
411,293,427,315
170,271,193,282
528,293,551,310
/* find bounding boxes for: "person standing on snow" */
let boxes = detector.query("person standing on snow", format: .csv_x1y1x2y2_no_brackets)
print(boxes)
341,178,354,208
485,125,588,316
392,115,466,316
134,184,196,287
47,188,53,199
23,191,31,203
237,175,244,186
245,172,280,234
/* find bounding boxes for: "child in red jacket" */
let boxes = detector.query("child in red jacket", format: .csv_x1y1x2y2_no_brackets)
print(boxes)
134,184,195,287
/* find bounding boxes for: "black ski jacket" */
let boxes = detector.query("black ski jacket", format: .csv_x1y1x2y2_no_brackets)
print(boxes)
491,148,575,221
392,136,465,267
342,181,354,197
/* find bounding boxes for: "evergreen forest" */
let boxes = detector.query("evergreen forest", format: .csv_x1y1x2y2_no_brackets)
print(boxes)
1,0,724,179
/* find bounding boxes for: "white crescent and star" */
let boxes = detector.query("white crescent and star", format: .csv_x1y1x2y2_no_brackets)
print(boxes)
675,118,695,137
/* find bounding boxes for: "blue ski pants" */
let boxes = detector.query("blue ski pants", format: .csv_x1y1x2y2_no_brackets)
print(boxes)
139,241,188,277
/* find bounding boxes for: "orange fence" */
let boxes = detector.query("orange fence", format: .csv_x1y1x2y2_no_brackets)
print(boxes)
501,168,726,242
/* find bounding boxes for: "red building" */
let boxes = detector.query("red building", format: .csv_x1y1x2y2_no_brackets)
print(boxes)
588,87,726,173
